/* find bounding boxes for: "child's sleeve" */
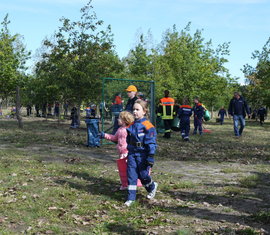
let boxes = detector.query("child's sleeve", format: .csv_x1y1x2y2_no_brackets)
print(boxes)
104,132,118,143
144,126,157,155
117,128,128,154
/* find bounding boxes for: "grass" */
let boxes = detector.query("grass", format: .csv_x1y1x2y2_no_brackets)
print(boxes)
0,116,270,234
239,174,262,188
252,210,270,224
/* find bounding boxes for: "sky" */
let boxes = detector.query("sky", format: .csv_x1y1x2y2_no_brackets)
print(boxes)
1,0,270,84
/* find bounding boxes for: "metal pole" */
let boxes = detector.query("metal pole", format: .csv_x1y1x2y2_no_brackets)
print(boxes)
150,81,156,125
101,78,105,132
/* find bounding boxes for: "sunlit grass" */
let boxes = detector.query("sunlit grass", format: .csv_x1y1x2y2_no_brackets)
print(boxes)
0,118,269,233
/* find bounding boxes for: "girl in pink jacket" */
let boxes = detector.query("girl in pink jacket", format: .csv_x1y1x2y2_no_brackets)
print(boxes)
101,111,134,189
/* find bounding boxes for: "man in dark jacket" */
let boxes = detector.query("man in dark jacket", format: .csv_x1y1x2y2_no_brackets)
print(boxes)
125,85,138,112
228,92,250,137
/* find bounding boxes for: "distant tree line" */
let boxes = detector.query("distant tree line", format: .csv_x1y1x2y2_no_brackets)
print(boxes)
1,0,269,128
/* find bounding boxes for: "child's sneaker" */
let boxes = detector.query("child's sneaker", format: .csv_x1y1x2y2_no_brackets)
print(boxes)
119,186,127,190
124,200,134,207
147,182,158,199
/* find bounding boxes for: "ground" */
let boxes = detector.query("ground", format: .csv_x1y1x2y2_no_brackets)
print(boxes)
0,116,269,234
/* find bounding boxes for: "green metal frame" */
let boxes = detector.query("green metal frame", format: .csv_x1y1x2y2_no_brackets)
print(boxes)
101,77,156,135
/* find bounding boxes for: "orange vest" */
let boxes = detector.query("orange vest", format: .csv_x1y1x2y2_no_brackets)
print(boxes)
159,97,175,119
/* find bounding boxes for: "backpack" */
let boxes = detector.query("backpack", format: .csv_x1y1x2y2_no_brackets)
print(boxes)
204,110,211,121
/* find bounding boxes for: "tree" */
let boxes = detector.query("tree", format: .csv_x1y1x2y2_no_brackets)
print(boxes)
150,23,235,111
125,34,153,79
243,37,270,108
34,0,123,121
0,14,30,128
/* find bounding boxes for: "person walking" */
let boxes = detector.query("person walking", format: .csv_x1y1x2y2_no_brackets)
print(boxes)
218,106,227,125
99,111,135,190
228,92,250,137
125,99,158,207
257,106,267,126
26,104,32,117
178,99,193,141
193,97,205,135
157,90,175,138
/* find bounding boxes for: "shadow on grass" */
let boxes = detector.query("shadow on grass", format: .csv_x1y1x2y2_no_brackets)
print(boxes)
162,171,270,231
105,222,146,235
55,170,125,202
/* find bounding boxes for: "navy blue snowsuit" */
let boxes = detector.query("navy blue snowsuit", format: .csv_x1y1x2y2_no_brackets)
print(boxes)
126,117,157,201
178,105,193,140
218,108,227,125
193,103,205,135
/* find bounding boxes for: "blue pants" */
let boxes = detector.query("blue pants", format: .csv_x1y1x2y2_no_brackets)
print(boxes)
194,117,203,134
180,118,190,139
219,114,225,125
233,115,245,136
127,153,154,201
71,117,79,127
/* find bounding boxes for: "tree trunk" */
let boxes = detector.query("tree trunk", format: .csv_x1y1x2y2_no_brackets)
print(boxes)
77,103,81,127
16,86,23,129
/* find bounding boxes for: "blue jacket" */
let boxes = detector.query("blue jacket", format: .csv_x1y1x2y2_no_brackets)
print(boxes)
218,109,227,117
127,117,157,156
178,105,193,120
228,96,250,117
193,103,205,119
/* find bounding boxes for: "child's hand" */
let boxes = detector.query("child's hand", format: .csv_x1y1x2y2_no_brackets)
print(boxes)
120,153,128,159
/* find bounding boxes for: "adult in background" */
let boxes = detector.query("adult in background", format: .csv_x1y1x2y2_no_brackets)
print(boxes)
64,102,69,117
26,104,32,116
218,106,227,125
193,97,205,135
257,106,267,126
228,92,250,137
112,85,138,134
125,85,138,112
35,104,40,117
157,90,175,138
112,93,124,134
54,102,60,117
70,106,79,128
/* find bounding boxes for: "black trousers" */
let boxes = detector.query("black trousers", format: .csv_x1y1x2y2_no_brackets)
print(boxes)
164,119,173,133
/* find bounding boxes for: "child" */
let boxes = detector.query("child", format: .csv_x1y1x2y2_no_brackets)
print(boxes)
218,107,227,125
193,97,205,135
100,111,135,190
125,99,158,207
178,99,193,141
